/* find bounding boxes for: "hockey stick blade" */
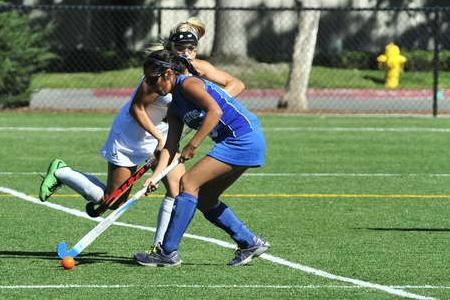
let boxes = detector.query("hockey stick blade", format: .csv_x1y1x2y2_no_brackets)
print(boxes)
57,241,78,258
55,158,182,259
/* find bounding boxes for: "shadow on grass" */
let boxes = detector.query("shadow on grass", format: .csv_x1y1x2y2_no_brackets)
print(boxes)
0,250,134,265
362,75,385,85
357,227,450,232
0,251,229,267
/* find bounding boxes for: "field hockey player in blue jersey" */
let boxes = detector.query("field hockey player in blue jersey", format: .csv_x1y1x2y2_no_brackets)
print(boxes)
149,17,247,249
134,50,270,267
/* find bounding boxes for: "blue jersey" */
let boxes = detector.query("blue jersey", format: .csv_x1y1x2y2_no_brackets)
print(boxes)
168,75,260,143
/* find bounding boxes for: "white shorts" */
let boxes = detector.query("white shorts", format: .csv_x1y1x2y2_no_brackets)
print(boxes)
100,122,169,167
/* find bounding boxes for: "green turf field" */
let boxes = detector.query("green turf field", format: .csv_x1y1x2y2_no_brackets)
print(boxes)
2,111,450,299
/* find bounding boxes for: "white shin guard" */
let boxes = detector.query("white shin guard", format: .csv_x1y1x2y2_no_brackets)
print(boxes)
55,167,105,203
153,196,175,245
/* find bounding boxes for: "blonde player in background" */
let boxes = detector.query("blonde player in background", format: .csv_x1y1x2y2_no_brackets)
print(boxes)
168,17,245,97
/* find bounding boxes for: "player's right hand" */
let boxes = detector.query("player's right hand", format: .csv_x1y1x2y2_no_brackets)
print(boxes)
181,143,197,161
144,177,159,195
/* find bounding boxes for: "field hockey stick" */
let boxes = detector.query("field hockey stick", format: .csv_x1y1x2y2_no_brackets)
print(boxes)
56,157,183,259
85,126,193,218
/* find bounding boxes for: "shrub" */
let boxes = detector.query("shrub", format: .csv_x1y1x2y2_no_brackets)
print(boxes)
0,4,56,108
402,50,450,71
337,51,377,69
313,49,450,71
402,50,434,71
441,51,450,71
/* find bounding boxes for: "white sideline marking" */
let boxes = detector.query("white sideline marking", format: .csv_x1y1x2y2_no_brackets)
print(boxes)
0,285,131,289
2,126,450,133
3,171,450,178
0,284,448,290
0,187,435,300
0,127,108,132
268,127,450,133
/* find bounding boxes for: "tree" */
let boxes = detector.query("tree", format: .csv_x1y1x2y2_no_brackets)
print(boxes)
0,3,55,107
279,2,320,111
212,0,248,61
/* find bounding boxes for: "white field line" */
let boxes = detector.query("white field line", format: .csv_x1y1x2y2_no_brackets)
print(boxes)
2,171,450,178
2,126,450,133
0,284,448,290
0,127,108,132
0,285,131,289
0,187,435,300
267,127,450,133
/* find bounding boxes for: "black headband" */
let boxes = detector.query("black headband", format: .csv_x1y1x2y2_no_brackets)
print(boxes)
169,31,198,45
146,57,174,69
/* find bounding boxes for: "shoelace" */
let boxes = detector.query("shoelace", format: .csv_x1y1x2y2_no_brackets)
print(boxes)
233,248,244,258
233,240,266,257
49,184,60,192
146,247,157,255
146,243,165,255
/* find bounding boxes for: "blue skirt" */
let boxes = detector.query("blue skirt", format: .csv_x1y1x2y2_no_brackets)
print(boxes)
208,128,266,167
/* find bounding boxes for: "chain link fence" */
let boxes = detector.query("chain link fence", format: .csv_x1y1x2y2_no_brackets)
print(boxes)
2,4,450,114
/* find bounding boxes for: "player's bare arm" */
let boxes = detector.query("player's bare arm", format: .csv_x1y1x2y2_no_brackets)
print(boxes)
145,113,183,191
181,77,222,160
193,59,245,97
129,81,165,150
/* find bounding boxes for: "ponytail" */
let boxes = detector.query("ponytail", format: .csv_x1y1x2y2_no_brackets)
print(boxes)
177,56,200,76
171,17,206,42
185,17,205,39
143,42,166,55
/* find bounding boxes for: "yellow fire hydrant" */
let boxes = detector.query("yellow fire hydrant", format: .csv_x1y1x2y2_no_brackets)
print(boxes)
377,43,407,89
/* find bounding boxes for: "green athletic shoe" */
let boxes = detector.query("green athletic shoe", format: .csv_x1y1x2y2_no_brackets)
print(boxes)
39,159,67,202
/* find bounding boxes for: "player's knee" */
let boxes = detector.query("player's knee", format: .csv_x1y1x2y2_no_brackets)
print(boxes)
164,176,178,191
179,174,199,194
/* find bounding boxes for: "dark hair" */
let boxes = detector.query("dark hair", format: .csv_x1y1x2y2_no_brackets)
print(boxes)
143,50,199,76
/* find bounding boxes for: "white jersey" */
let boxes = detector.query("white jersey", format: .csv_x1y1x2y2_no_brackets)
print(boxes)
101,80,172,167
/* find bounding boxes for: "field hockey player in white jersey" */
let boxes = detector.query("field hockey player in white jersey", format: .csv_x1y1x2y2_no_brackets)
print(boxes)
39,49,185,218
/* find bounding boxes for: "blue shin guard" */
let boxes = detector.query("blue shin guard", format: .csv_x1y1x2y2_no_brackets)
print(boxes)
203,202,255,248
162,192,198,253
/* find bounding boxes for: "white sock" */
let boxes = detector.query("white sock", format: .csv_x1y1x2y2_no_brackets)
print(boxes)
153,196,175,245
55,167,105,203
